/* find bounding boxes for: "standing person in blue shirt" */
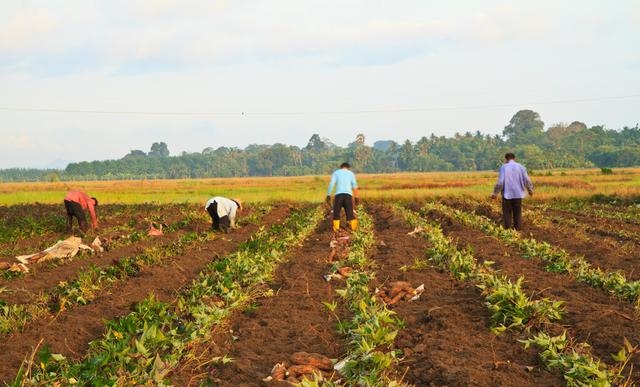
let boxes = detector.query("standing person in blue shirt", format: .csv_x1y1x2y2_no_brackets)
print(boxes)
326,162,360,232
491,152,534,230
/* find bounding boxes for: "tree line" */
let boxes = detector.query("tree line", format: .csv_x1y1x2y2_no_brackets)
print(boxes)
2,110,639,182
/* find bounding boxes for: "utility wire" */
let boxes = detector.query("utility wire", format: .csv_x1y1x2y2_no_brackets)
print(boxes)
0,94,638,116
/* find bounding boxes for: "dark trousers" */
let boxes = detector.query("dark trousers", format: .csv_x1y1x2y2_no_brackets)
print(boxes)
64,200,88,233
502,198,523,230
333,193,356,221
206,201,230,232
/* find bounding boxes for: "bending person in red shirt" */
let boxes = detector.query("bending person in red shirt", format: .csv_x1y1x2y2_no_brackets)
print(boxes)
64,190,98,234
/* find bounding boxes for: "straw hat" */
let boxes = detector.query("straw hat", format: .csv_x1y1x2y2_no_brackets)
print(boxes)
232,198,243,210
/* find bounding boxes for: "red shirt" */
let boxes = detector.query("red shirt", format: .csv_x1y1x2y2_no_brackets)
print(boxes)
65,190,98,227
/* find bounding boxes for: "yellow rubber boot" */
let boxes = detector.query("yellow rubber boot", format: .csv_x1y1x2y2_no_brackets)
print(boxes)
332,220,340,231
349,219,358,231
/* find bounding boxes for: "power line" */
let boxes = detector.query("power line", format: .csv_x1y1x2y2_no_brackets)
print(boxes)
0,94,638,116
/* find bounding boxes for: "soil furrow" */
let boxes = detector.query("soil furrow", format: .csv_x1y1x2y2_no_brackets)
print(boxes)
171,218,345,386
445,198,640,280
0,203,196,277
424,206,640,381
534,206,640,245
0,204,289,384
369,203,563,387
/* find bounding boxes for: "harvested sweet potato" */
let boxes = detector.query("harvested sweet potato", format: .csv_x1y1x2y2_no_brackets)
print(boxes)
290,352,333,371
387,290,406,305
270,362,287,381
327,249,336,262
287,364,322,378
375,289,392,304
337,267,352,277
388,281,413,298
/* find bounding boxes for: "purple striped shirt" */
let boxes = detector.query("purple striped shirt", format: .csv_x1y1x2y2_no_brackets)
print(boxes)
493,160,534,199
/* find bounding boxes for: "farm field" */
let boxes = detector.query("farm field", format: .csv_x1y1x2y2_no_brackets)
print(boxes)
0,171,639,386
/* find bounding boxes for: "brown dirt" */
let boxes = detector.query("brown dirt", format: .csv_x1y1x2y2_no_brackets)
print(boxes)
444,197,640,280
0,200,638,386
0,204,206,303
423,205,640,381
0,203,192,261
169,212,345,386
0,204,288,384
368,203,564,387
535,206,640,245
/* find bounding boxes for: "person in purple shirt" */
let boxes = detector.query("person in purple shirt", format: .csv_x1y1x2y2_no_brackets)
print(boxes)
491,152,534,230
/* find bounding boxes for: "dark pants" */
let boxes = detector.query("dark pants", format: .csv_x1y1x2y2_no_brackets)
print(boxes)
333,193,356,221
206,201,231,232
64,200,88,233
502,198,523,230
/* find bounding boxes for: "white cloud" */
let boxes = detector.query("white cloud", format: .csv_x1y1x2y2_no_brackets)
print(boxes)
6,134,34,150
0,7,58,52
0,1,639,168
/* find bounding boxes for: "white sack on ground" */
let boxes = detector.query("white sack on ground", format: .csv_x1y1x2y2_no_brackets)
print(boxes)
15,236,96,265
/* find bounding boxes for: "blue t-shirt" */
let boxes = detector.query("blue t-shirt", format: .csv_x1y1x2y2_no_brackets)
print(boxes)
327,169,358,196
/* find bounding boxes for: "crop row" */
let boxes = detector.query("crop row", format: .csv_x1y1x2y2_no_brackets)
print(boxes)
317,210,408,387
526,205,640,244
12,205,322,386
0,204,270,337
424,201,640,312
394,204,635,386
0,231,207,336
542,200,640,226
0,203,202,259
0,205,207,281
0,204,141,244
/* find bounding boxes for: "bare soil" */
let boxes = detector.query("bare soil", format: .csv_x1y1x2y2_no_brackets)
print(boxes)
0,204,288,383
0,200,638,386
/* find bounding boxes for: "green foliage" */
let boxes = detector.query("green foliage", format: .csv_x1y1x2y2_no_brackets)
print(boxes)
429,200,640,310
4,119,640,181
14,205,324,386
520,332,637,387
398,202,636,386
478,275,563,334
329,211,408,387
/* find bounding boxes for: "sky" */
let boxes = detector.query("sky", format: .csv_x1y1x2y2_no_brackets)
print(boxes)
1,1,639,169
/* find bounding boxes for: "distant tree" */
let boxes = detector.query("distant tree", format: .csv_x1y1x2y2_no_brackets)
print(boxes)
503,110,545,145
373,140,396,152
123,149,146,159
546,121,587,143
8,119,639,182
397,140,415,170
566,121,587,134
305,134,328,151
149,142,170,157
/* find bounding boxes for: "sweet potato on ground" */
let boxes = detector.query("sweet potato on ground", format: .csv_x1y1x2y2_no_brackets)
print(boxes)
270,363,287,381
287,364,322,378
337,267,352,277
290,352,334,371
388,281,413,298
